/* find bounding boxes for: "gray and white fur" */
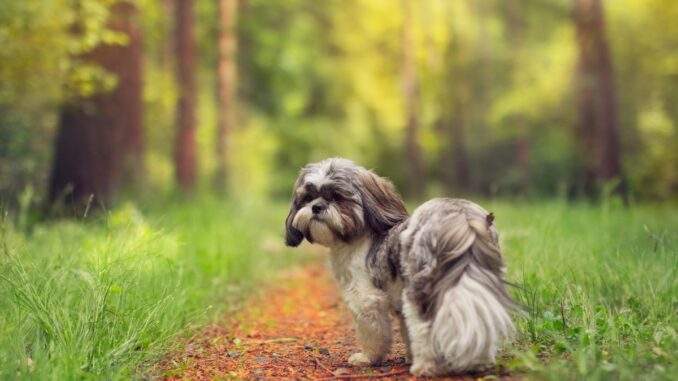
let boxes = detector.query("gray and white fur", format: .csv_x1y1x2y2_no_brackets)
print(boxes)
284,158,516,376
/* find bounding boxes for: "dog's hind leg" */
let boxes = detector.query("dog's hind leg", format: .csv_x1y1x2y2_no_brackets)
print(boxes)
397,313,413,362
402,293,442,376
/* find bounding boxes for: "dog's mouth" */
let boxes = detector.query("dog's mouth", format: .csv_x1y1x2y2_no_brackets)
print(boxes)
308,217,328,232
302,217,320,234
311,216,340,232
305,218,341,245
311,214,334,227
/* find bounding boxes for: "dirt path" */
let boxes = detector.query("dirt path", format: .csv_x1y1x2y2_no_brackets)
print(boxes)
160,261,506,380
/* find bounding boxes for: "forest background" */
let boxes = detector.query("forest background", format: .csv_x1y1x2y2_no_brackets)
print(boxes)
2,0,677,208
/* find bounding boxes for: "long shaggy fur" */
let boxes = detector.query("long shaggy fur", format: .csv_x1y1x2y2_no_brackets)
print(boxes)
284,158,517,376
400,199,515,373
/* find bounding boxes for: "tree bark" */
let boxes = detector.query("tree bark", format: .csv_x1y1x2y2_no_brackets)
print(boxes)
504,1,530,194
401,0,425,198
48,1,144,210
437,79,471,193
117,2,144,187
214,0,238,194
451,104,470,189
439,3,472,195
174,0,198,191
516,129,530,193
573,0,626,199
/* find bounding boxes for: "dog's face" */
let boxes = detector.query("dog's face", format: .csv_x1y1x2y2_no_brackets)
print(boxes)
285,158,408,247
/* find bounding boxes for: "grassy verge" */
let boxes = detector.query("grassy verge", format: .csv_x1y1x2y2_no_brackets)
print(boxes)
1,199,677,380
0,198,305,380
490,201,678,380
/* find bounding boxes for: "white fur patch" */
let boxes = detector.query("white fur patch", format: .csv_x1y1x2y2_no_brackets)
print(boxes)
309,220,336,245
431,274,514,372
292,206,312,231
304,161,332,188
329,237,392,365
402,294,438,376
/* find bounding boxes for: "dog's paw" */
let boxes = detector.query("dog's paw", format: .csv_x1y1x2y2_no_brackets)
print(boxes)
410,360,439,377
348,352,372,367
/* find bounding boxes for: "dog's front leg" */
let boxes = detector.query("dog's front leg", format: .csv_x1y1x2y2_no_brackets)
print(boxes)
346,294,392,366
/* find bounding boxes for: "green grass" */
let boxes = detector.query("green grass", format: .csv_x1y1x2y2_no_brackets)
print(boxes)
0,198,304,380
489,200,678,380
1,199,677,380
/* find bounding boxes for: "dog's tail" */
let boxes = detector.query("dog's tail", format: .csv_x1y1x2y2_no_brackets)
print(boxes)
428,201,516,372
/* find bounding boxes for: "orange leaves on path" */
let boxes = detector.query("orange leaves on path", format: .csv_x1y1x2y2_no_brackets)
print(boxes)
160,263,487,380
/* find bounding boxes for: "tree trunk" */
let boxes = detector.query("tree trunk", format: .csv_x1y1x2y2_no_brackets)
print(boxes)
438,85,471,193
162,0,175,72
516,129,530,193
117,2,144,188
573,0,626,199
504,1,530,194
401,0,424,198
214,0,238,194
439,3,471,195
451,106,470,190
174,0,198,191
48,1,144,210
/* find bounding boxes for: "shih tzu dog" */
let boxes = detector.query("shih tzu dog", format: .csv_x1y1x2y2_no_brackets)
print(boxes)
284,158,516,376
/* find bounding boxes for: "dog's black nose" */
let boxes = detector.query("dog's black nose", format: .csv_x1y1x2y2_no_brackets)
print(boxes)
312,204,325,214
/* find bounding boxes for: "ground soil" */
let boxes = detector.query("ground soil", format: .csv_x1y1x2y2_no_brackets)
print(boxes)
159,260,511,380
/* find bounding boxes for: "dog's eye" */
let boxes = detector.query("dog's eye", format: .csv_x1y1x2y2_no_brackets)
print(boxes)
302,194,313,204
331,193,342,202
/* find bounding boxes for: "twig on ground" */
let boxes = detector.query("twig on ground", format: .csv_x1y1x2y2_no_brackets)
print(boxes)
311,356,335,376
308,357,410,381
245,337,300,344
310,369,410,380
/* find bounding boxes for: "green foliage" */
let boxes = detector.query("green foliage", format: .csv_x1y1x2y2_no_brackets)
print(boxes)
0,0,137,204
494,201,678,380
0,198,304,379
2,199,677,379
608,0,678,199
0,0,134,104
232,0,678,198
0,0,68,202
2,0,678,201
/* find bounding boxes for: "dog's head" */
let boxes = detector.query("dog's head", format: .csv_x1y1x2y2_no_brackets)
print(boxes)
285,158,408,247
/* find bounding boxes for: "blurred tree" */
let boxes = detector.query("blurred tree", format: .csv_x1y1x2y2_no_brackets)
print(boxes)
3,0,678,205
401,0,425,198
49,0,144,209
174,0,198,191
503,0,530,194
0,1,66,203
214,0,238,194
438,5,471,194
573,0,626,199
607,0,678,199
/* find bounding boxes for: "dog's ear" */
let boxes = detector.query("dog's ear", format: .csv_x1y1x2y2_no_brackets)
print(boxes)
285,201,304,247
355,168,408,234
284,167,311,247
